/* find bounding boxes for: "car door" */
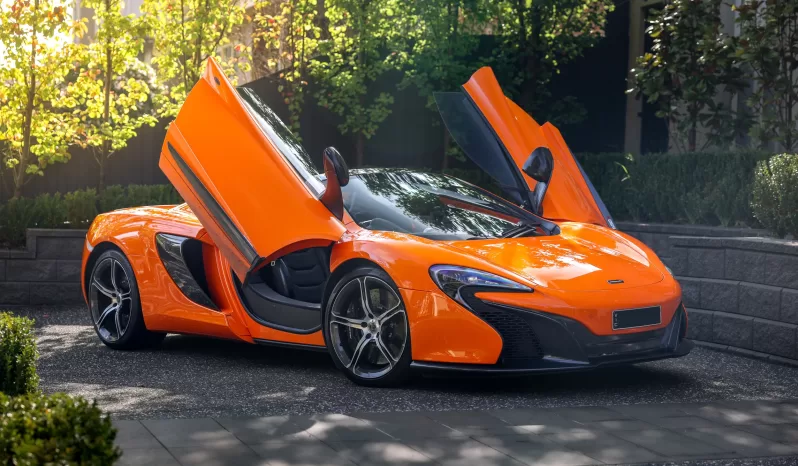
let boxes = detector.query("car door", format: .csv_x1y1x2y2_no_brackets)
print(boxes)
440,66,615,228
160,58,346,281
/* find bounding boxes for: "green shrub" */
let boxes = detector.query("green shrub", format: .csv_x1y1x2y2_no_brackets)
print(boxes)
0,392,120,465
0,198,37,248
33,193,67,229
126,184,182,206
64,188,99,228
98,185,128,213
577,151,769,227
0,313,39,396
752,154,798,238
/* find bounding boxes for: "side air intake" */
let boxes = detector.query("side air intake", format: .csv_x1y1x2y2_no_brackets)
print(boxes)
155,233,218,310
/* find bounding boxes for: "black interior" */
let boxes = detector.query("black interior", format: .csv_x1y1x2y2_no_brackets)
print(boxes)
260,247,331,304
235,246,332,334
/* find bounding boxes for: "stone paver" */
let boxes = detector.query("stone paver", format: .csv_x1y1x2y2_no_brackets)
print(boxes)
114,400,798,465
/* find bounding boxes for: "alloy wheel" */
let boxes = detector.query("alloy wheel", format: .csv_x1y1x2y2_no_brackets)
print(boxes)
329,276,408,379
89,257,133,342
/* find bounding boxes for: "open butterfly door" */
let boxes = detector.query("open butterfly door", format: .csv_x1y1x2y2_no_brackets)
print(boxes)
159,58,346,281
441,67,615,228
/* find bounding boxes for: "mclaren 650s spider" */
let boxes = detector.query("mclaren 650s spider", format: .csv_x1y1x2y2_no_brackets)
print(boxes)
81,58,692,386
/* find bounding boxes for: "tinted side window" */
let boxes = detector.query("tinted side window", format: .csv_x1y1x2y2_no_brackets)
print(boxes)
236,87,324,196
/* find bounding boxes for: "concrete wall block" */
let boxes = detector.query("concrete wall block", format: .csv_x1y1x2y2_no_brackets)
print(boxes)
712,312,753,349
29,282,83,305
782,289,798,325
753,319,797,359
649,233,672,256
687,248,725,279
678,277,702,308
0,260,5,281
6,260,57,282
36,236,84,260
0,283,29,305
738,282,782,320
685,308,713,341
666,247,688,276
57,260,82,283
725,249,767,284
700,279,739,313
764,254,798,290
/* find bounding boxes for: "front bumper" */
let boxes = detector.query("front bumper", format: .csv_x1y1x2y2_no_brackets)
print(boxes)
411,294,693,375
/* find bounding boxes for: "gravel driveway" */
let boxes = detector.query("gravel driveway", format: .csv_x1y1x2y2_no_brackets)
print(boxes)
14,306,798,420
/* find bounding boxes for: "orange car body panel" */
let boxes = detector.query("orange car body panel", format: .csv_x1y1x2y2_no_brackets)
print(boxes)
81,61,686,368
159,58,346,280
462,67,608,227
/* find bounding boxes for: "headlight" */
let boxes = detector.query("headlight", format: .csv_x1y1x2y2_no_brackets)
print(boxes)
429,265,532,305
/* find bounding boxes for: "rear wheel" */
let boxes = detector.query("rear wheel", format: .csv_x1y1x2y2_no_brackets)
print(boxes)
88,249,165,350
323,266,411,386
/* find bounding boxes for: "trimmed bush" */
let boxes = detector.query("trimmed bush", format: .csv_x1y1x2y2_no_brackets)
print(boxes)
0,313,39,396
0,184,183,249
577,151,770,227
752,154,798,238
0,392,120,465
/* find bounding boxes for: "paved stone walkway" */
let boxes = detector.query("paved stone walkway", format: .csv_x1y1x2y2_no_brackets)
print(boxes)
117,399,798,465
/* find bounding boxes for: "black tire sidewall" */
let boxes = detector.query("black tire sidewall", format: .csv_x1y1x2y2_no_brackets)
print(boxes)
323,265,412,387
88,249,147,349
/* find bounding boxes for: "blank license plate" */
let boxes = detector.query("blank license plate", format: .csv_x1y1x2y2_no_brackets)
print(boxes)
613,306,661,330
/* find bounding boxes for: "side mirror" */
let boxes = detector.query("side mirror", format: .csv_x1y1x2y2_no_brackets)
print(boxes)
522,147,554,216
320,147,349,220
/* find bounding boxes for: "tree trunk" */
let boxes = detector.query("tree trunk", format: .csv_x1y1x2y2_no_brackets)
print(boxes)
355,133,365,167
99,0,113,194
15,0,39,200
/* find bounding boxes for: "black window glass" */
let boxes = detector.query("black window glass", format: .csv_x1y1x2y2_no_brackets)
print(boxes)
434,91,523,205
236,87,325,196
341,170,522,240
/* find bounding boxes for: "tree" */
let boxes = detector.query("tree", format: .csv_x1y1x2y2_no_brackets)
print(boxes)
61,0,158,192
252,0,321,134
491,0,614,123
312,0,407,166
400,0,492,168
0,0,85,199
630,0,746,152
141,0,251,118
735,0,798,151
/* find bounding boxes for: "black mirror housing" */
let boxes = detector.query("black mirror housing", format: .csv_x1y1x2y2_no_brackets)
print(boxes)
522,147,554,216
320,147,349,220
523,147,554,183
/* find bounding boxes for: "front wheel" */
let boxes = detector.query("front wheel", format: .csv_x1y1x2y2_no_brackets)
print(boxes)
323,266,411,387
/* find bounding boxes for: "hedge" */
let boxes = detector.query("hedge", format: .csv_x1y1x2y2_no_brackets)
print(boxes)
0,392,120,465
0,184,182,249
577,151,770,228
752,154,798,238
0,313,39,396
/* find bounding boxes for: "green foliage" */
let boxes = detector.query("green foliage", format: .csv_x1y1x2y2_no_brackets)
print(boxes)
141,0,251,118
752,154,798,238
577,151,769,227
490,0,614,123
0,0,87,198
312,0,409,166
734,1,798,151
60,0,159,191
0,312,39,396
629,0,746,152
0,392,120,465
64,188,99,229
0,185,182,248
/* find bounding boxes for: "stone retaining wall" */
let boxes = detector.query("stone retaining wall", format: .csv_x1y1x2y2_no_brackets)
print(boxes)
0,229,86,306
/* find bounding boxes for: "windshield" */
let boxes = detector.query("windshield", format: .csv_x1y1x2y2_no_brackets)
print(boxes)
341,170,533,240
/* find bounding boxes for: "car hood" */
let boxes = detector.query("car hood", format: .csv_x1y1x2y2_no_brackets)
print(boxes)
446,223,664,292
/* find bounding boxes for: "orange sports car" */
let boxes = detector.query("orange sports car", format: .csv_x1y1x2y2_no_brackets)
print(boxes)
81,58,692,386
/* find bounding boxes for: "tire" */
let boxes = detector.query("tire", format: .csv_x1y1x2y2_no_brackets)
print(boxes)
87,249,165,350
323,266,412,387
